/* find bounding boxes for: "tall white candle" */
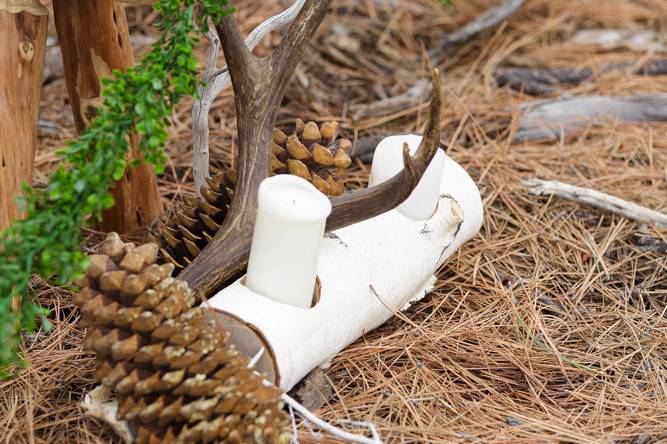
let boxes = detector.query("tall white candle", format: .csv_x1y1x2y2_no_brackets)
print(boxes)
368,134,446,220
245,175,332,308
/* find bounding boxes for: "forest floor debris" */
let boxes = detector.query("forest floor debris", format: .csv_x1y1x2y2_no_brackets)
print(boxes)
1,0,666,442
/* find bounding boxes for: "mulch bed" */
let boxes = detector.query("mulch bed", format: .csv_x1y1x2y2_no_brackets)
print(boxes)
1,0,666,442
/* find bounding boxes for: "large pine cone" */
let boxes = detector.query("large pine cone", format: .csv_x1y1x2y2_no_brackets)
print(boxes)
157,120,352,271
76,232,290,444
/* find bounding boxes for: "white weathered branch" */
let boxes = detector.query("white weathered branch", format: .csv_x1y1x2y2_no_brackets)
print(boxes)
514,94,667,142
572,29,665,52
192,0,308,194
523,178,667,229
81,386,134,444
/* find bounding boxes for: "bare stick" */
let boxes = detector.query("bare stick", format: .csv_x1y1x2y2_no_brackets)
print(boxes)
514,94,667,142
192,29,222,195
495,59,667,96
430,0,525,63
352,79,432,121
523,178,667,229
192,0,307,195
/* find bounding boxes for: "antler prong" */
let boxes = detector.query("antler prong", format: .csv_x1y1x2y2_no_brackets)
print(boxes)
326,68,443,231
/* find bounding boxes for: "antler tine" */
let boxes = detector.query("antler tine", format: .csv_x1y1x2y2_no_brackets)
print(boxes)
326,68,443,231
180,1,333,295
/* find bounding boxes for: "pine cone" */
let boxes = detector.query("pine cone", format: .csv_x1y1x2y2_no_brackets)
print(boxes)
157,171,236,271
271,119,352,197
77,232,290,444
156,121,352,271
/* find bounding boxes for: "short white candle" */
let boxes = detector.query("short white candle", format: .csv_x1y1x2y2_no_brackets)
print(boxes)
368,134,446,220
245,175,332,308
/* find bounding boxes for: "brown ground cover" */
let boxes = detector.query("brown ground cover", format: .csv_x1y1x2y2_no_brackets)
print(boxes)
1,0,666,442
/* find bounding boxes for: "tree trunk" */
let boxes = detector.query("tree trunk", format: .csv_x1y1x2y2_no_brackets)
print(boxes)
0,1,48,232
52,0,163,234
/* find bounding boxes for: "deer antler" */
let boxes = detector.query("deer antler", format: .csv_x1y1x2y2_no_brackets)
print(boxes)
180,2,443,296
180,0,332,294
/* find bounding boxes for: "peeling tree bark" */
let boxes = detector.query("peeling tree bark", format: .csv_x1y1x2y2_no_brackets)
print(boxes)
0,0,48,231
52,0,163,234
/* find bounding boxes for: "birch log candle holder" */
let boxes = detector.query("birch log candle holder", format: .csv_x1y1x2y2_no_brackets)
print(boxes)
68,2,484,440
207,143,483,391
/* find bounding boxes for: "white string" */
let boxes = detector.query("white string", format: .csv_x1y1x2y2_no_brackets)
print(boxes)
281,393,384,444
245,343,383,442
289,405,300,444
249,346,265,368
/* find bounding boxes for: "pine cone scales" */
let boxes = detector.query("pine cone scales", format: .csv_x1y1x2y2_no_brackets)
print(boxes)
157,121,352,271
272,120,352,197
157,171,236,271
77,232,290,444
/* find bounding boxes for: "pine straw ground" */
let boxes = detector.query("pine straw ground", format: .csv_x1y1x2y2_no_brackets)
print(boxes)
2,0,667,442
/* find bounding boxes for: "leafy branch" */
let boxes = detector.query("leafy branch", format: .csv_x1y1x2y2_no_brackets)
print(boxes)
0,0,232,377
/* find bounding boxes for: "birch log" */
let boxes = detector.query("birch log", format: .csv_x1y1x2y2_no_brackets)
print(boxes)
0,0,48,231
53,0,163,233
208,155,484,391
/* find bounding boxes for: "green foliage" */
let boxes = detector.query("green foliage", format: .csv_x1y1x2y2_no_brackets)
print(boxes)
0,0,232,377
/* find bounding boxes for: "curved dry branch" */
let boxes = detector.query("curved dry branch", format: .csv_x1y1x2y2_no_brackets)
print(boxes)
495,59,667,96
514,94,667,142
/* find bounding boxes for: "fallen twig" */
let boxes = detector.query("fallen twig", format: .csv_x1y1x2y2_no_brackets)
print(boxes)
495,59,667,95
572,29,666,52
523,178,667,229
191,0,307,194
351,79,431,121
514,94,667,141
430,0,525,63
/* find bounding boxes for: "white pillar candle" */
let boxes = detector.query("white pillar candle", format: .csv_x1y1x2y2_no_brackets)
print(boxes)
368,134,446,220
245,175,332,308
